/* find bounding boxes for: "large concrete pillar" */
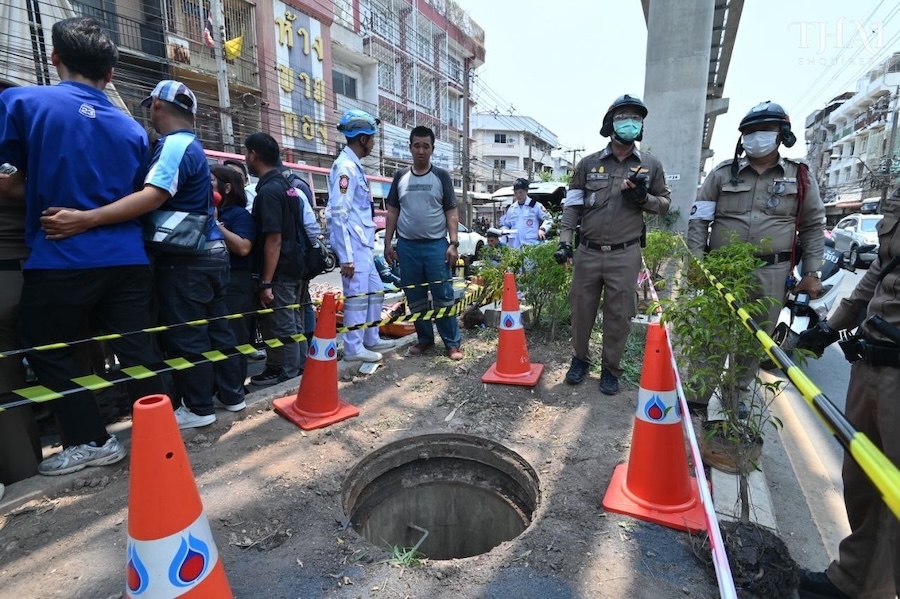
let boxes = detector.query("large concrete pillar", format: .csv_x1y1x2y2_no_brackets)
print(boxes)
642,0,715,232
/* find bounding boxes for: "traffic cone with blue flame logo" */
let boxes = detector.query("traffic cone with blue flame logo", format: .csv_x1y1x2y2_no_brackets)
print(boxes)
601,323,706,532
126,394,232,598
481,272,544,386
273,292,359,430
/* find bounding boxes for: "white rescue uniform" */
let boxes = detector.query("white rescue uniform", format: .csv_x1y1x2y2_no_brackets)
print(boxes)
499,197,552,249
325,146,384,354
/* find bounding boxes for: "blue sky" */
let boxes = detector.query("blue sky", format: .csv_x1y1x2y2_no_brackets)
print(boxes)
452,0,900,169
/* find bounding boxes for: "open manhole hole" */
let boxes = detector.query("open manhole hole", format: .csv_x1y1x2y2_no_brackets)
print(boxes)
342,433,541,560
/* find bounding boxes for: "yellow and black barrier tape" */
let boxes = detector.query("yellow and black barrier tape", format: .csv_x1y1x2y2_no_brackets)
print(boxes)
0,280,487,413
0,276,464,360
684,238,900,519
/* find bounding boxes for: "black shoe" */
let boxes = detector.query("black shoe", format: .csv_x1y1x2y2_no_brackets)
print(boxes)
565,356,590,385
798,570,851,599
686,401,708,420
250,367,286,386
599,369,619,395
737,400,750,420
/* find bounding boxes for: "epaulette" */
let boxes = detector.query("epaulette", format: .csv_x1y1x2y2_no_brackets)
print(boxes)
712,159,735,171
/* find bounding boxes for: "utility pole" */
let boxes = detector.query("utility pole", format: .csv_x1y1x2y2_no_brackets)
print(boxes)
210,0,234,151
569,148,584,173
526,132,533,181
882,86,899,205
461,58,471,227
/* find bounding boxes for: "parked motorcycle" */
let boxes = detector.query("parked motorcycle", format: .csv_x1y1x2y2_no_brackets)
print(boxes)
320,237,337,273
761,243,875,369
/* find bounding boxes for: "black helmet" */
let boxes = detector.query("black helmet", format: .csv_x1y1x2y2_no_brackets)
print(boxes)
600,94,648,138
513,178,529,191
738,101,796,148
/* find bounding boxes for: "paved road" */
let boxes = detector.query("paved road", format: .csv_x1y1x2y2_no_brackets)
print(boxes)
764,269,863,570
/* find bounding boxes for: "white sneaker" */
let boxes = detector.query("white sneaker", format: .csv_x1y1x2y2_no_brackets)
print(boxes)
174,406,217,429
38,435,127,476
213,397,247,412
343,348,383,363
364,339,397,352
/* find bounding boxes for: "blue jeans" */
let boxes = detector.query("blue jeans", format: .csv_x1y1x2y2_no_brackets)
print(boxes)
397,238,461,349
155,249,243,416
259,277,307,377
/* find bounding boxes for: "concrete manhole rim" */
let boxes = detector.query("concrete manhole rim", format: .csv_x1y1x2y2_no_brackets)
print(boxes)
341,433,543,560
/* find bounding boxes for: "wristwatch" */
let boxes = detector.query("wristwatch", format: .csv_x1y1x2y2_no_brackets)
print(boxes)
802,271,821,279
259,281,273,289
449,240,460,247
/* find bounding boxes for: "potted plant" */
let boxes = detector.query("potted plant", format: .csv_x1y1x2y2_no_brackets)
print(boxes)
660,236,799,595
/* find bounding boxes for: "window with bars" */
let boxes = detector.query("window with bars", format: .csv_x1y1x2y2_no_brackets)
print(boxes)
448,55,462,82
417,76,433,109
377,55,396,93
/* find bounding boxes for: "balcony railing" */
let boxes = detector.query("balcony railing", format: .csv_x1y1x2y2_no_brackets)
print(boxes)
71,1,165,57
162,0,258,88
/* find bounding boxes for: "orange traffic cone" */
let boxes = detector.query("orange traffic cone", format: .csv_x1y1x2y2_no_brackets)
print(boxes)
126,394,233,598
601,323,707,532
273,293,360,430
482,272,544,387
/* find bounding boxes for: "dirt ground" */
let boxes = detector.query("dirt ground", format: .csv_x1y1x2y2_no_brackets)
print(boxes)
0,325,722,599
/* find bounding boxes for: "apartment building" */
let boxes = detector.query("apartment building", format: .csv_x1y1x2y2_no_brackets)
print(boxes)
471,113,560,193
808,53,900,211
3,0,484,174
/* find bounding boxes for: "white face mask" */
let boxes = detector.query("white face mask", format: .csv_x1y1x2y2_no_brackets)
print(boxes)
742,131,779,158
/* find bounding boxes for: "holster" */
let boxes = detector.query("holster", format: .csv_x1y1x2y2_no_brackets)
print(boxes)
839,335,900,367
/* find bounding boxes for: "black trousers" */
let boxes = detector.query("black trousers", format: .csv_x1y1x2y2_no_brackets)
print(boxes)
18,266,166,447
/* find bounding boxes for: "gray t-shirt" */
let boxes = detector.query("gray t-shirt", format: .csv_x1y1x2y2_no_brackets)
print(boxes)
386,166,456,240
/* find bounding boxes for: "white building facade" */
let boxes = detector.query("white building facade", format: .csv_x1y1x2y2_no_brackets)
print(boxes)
471,113,560,193
819,53,900,207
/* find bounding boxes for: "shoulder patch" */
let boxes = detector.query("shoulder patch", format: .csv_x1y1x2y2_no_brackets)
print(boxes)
339,175,349,194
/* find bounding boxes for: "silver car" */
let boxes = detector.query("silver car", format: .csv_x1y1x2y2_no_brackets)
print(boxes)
831,213,882,266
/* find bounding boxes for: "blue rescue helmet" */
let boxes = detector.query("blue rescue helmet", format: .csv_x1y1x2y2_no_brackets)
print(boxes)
337,109,380,138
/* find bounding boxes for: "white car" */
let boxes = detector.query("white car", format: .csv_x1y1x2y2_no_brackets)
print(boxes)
831,213,882,267
374,224,486,258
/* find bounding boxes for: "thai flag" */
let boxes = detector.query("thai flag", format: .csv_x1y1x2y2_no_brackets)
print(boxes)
203,13,215,47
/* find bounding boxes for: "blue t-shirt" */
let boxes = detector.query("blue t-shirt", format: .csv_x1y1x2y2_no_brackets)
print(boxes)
0,81,150,269
146,130,222,242
219,205,256,270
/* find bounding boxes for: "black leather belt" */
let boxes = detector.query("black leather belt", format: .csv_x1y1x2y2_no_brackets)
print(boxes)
757,251,793,266
581,236,641,252
0,259,24,271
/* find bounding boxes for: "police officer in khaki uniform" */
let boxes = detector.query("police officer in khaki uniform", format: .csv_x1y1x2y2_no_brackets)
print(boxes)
686,101,825,417
795,184,900,598
557,95,670,395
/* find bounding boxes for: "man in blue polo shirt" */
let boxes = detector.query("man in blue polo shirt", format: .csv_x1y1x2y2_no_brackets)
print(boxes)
0,17,166,475
41,80,245,430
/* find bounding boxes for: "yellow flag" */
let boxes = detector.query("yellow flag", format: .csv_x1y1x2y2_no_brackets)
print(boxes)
224,36,243,60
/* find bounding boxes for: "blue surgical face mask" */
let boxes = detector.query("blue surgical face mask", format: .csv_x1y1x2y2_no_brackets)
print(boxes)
613,119,642,142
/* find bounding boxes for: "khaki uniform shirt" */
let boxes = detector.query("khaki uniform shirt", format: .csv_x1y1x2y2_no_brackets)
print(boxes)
830,185,900,343
560,145,670,245
687,156,825,272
